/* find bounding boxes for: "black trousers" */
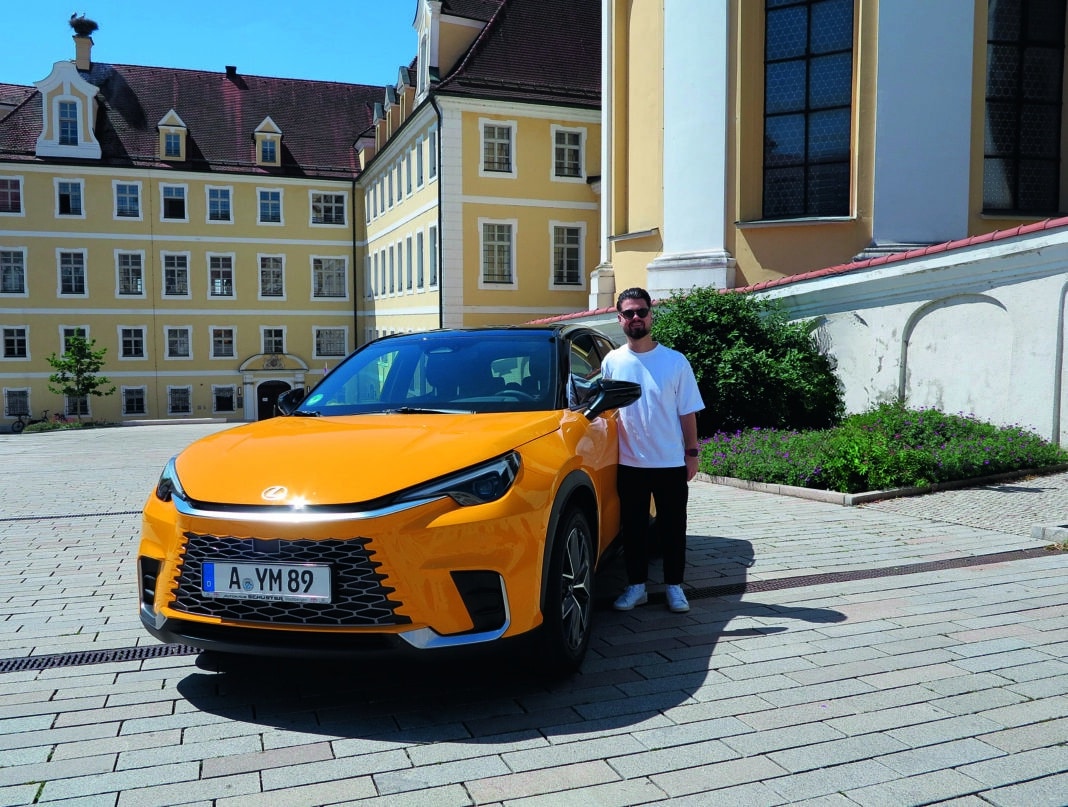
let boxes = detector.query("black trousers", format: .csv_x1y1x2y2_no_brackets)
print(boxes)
617,464,689,585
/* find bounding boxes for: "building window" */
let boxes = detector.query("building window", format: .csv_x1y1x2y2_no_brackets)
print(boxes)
208,255,235,298
262,327,285,354
168,386,192,415
119,327,146,359
481,122,514,174
161,185,187,220
58,100,78,146
0,177,23,214
416,230,425,288
1,250,26,294
480,221,515,285
117,252,145,296
59,252,87,296
406,151,413,195
163,253,190,297
213,385,237,413
164,132,182,158
311,192,346,225
258,189,282,224
553,128,583,178
115,183,140,218
389,246,395,293
2,326,28,359
211,327,236,359
4,388,30,416
259,255,284,298
429,128,438,180
122,386,147,415
984,0,1066,213
428,224,438,286
312,257,346,298
57,180,83,216
762,0,854,219
65,395,89,418
314,327,347,358
552,224,583,287
405,236,413,290
207,187,232,222
165,327,192,359
61,327,87,353
416,137,425,187
261,138,277,164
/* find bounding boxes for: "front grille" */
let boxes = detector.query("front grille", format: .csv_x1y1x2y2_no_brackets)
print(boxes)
171,531,410,627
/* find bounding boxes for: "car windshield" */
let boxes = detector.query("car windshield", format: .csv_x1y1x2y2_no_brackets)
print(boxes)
297,331,559,416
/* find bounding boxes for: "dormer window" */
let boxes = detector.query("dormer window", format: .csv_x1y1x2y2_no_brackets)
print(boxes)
254,117,283,167
58,101,79,146
157,110,188,162
34,61,101,159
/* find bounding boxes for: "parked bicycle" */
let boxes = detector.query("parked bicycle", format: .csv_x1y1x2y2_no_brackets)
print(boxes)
9,409,67,434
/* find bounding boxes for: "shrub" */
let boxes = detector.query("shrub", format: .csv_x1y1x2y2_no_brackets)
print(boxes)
651,287,844,435
700,402,1068,493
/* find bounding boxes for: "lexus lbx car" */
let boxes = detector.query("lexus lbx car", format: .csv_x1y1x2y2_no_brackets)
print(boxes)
138,325,640,671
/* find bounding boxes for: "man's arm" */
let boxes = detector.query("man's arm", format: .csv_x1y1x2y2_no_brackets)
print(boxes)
681,411,699,481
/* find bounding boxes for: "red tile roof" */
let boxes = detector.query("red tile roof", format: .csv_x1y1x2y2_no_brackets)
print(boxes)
0,64,382,179
436,0,600,108
442,0,506,23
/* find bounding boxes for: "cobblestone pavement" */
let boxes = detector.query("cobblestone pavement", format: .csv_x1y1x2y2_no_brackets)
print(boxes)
1,425,1066,806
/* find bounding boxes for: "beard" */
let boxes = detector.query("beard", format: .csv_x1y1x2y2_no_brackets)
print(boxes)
623,319,649,340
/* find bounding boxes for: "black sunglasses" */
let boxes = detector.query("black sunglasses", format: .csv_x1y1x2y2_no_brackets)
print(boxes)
620,307,650,320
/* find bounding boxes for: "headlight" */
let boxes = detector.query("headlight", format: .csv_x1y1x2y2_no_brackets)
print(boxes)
397,452,521,507
155,457,187,503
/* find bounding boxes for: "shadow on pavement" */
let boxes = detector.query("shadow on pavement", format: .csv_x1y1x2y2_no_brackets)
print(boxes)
175,536,845,741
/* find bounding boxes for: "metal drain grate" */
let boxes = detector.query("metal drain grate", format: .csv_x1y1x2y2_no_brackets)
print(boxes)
0,643,197,674
0,548,1053,674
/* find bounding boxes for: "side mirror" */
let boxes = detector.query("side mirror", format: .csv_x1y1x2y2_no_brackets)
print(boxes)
581,378,641,419
276,387,307,416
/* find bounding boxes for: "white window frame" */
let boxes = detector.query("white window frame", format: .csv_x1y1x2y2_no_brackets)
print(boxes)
115,249,147,298
54,177,85,219
167,385,193,415
117,325,148,360
161,252,192,299
549,221,587,290
479,119,517,179
0,248,29,297
364,254,373,298
3,387,31,417
415,137,425,188
311,256,348,301
209,326,237,359
550,125,587,183
257,187,284,226
59,325,88,353
56,248,89,298
310,191,347,227
257,254,286,301
1,325,29,360
428,127,438,180
205,185,233,224
113,180,142,221
164,326,193,360
121,385,148,416
405,235,414,292
428,224,439,287
416,230,425,289
212,384,238,413
0,175,25,218
313,326,348,360
478,218,518,289
160,183,189,223
207,253,237,300
260,325,287,355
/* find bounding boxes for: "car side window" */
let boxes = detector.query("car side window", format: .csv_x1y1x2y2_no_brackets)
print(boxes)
568,333,603,406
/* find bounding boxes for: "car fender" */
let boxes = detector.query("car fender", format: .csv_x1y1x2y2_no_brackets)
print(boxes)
539,469,598,611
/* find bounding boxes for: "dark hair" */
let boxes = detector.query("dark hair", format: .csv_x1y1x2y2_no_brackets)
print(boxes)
616,287,651,312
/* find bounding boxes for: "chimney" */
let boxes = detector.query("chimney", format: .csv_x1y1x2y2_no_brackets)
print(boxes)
226,65,238,79
74,35,93,71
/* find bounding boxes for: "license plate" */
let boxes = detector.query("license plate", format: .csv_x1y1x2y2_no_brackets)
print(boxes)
202,561,332,603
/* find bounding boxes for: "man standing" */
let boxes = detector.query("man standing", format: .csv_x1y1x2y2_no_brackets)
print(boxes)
603,288,704,613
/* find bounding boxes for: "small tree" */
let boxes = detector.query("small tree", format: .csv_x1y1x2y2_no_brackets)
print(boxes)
651,286,844,435
47,335,116,419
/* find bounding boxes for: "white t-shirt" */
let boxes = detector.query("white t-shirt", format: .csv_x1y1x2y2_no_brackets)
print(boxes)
602,342,704,468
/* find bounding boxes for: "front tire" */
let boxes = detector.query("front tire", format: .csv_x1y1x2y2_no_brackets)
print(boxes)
540,506,595,673
10,419,24,434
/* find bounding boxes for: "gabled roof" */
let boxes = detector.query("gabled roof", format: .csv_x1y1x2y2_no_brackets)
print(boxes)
0,84,34,122
0,64,382,179
436,0,600,108
441,0,506,23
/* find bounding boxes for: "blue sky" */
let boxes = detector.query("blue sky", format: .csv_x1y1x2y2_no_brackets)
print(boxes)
5,1,418,87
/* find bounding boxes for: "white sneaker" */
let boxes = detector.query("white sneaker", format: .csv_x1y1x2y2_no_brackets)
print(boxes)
613,584,648,611
665,585,690,613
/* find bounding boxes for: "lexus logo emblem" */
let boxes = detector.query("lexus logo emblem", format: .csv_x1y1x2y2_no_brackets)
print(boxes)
261,485,288,501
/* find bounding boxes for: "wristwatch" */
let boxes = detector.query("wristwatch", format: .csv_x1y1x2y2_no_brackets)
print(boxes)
685,448,700,458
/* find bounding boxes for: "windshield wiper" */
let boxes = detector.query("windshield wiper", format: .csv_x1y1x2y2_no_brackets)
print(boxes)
291,410,321,417
384,406,475,415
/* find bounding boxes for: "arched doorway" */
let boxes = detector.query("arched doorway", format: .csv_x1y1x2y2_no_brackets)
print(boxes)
257,380,292,420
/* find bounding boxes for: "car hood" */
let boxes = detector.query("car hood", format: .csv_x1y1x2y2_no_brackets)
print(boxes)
173,412,563,506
